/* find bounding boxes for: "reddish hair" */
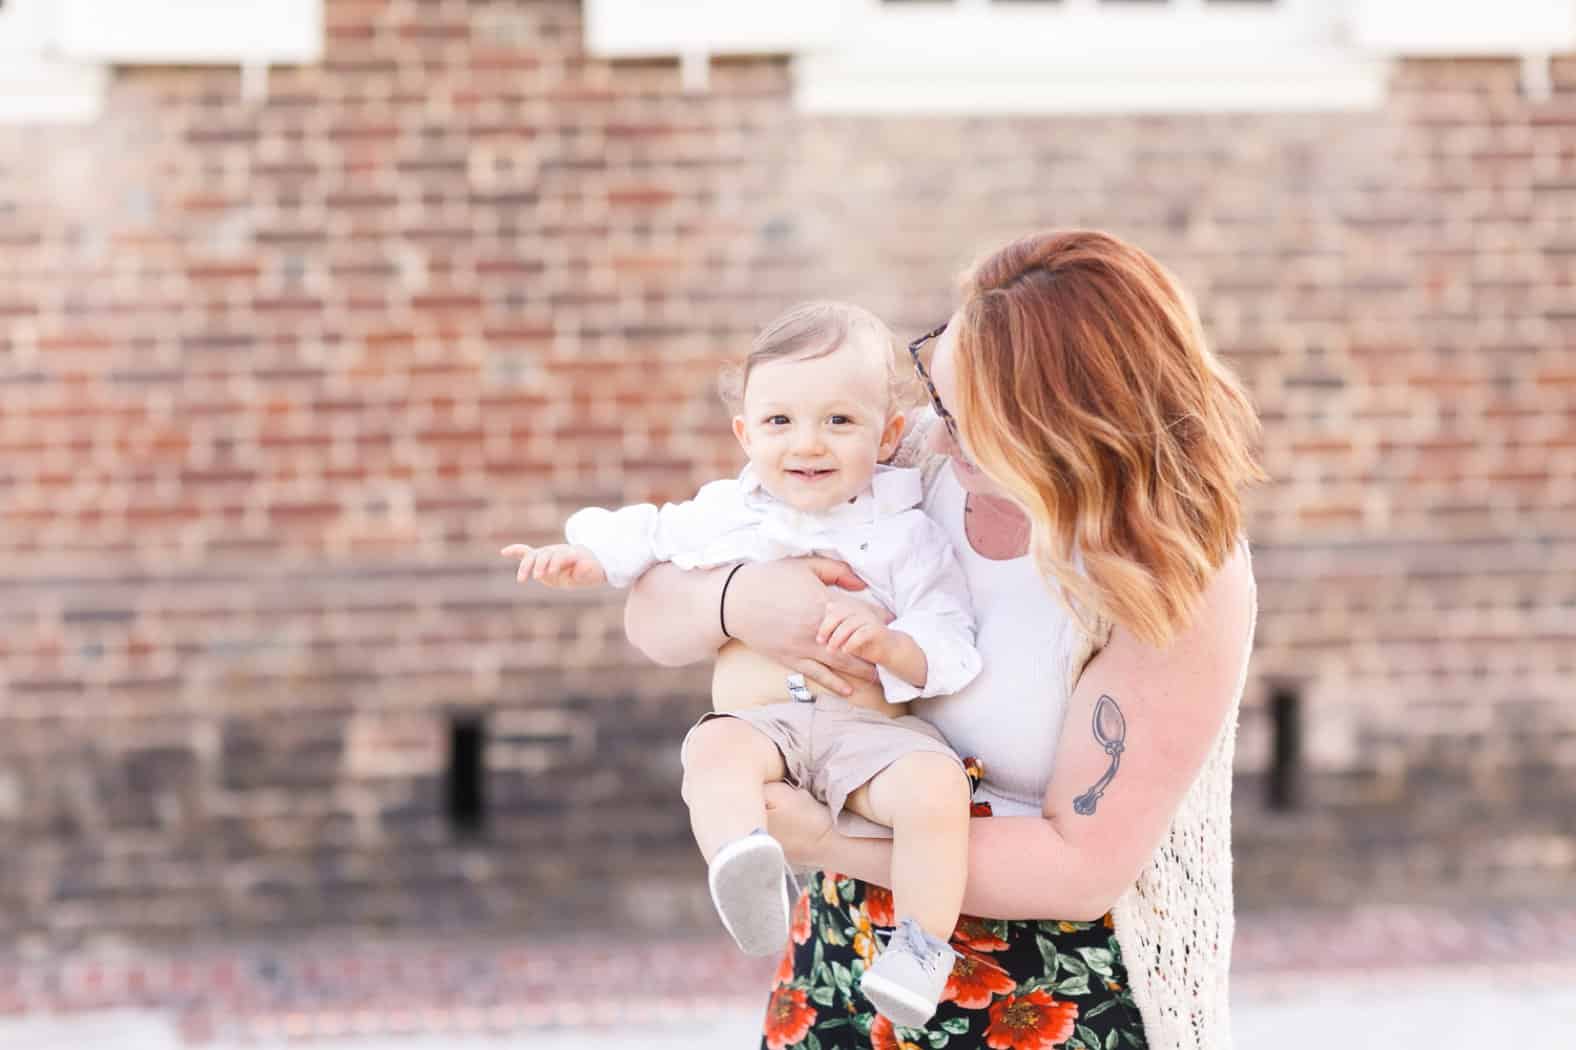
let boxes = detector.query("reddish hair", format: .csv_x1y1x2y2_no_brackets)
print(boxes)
954,230,1266,646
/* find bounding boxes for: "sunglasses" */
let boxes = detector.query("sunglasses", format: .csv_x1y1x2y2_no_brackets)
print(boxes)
906,321,960,446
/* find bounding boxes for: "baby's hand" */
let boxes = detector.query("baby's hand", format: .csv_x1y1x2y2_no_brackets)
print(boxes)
817,597,894,664
501,543,608,588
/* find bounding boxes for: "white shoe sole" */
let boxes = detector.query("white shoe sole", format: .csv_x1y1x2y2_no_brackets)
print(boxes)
860,970,939,1029
707,834,789,956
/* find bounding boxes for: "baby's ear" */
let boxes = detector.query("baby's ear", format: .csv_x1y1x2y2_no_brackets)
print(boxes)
878,411,906,462
732,415,750,453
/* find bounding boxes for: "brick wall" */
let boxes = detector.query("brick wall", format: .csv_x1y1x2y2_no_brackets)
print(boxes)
0,1,1571,946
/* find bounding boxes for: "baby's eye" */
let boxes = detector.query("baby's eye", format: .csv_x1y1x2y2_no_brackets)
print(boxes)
828,414,854,426
765,414,790,426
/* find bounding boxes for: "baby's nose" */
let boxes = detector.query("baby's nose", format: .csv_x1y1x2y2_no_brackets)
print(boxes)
792,425,826,452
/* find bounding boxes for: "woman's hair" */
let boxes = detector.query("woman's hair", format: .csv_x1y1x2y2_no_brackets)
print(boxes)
954,230,1267,648
719,300,918,412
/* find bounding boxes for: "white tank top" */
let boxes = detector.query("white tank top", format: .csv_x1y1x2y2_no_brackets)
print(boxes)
893,413,1254,1050
911,464,1082,817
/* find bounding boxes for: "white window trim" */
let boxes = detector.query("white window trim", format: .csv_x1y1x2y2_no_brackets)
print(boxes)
585,0,847,90
796,0,1389,115
0,0,324,123
55,0,323,66
585,0,846,59
1354,0,1576,55
0,0,103,124
1353,0,1576,99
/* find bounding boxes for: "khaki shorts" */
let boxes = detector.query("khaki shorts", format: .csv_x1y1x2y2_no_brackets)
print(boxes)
680,693,966,839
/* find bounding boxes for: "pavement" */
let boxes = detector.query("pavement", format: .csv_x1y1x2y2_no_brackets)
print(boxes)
2,903,1574,1049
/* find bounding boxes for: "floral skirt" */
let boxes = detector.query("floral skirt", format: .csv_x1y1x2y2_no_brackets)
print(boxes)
760,868,1149,1050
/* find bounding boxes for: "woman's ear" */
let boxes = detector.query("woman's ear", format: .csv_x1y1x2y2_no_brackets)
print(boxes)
732,415,751,454
878,411,906,462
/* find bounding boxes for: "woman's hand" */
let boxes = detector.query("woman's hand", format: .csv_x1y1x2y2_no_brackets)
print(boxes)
724,558,886,696
763,782,836,868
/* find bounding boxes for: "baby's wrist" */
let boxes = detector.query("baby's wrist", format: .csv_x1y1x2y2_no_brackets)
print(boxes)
863,621,901,662
875,630,929,688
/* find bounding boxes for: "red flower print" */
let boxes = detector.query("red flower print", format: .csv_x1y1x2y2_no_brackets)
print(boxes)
763,985,817,1050
773,945,795,987
984,989,1078,1050
952,916,1010,952
971,801,994,818
791,889,812,945
853,911,879,966
871,1014,925,1050
943,948,1018,1009
864,884,896,928
871,1014,900,1050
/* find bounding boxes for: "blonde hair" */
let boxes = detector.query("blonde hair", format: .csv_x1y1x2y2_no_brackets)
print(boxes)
719,300,917,412
954,230,1267,648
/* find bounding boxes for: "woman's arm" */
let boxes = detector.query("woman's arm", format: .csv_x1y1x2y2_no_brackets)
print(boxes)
770,547,1256,920
765,792,1116,921
621,562,731,667
623,557,883,694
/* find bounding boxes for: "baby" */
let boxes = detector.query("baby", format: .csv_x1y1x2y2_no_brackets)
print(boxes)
504,302,976,1028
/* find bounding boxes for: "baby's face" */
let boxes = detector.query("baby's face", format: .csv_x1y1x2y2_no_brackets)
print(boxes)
733,338,903,513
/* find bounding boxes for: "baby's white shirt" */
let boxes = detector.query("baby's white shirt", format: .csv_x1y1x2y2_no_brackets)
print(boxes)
564,464,981,703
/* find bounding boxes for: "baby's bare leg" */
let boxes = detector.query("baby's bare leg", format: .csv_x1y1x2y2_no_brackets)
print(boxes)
680,717,788,860
845,752,972,941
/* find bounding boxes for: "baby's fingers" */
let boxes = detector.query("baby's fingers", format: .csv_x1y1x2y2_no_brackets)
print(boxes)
825,615,866,652
844,624,883,658
817,607,852,646
535,548,564,583
515,551,540,583
501,544,530,559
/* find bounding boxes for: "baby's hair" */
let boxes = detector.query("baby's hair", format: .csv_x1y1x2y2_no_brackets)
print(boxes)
718,300,921,413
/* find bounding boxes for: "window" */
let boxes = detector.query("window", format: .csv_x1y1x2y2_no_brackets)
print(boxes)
0,0,49,53
55,0,323,66
584,0,846,90
1355,0,1576,55
0,0,323,123
798,0,1387,114
589,1,1576,113
0,0,104,123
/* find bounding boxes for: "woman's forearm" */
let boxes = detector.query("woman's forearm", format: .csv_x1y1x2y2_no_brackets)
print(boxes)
623,562,729,667
820,816,1120,922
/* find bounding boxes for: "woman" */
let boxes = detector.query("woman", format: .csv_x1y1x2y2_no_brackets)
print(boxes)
625,230,1264,1050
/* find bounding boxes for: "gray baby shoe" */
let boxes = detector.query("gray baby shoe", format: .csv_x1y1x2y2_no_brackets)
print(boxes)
707,830,791,956
859,917,960,1028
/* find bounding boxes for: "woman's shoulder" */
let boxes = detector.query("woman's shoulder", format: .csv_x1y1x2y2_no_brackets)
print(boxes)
1094,539,1256,707
1210,536,1258,622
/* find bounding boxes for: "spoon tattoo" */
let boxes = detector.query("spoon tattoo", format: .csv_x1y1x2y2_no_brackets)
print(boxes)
1073,695,1127,816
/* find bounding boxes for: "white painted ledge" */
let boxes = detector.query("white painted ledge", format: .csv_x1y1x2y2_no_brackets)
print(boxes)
796,49,1390,115
57,0,322,65
1354,0,1576,55
0,56,106,124
584,0,847,59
